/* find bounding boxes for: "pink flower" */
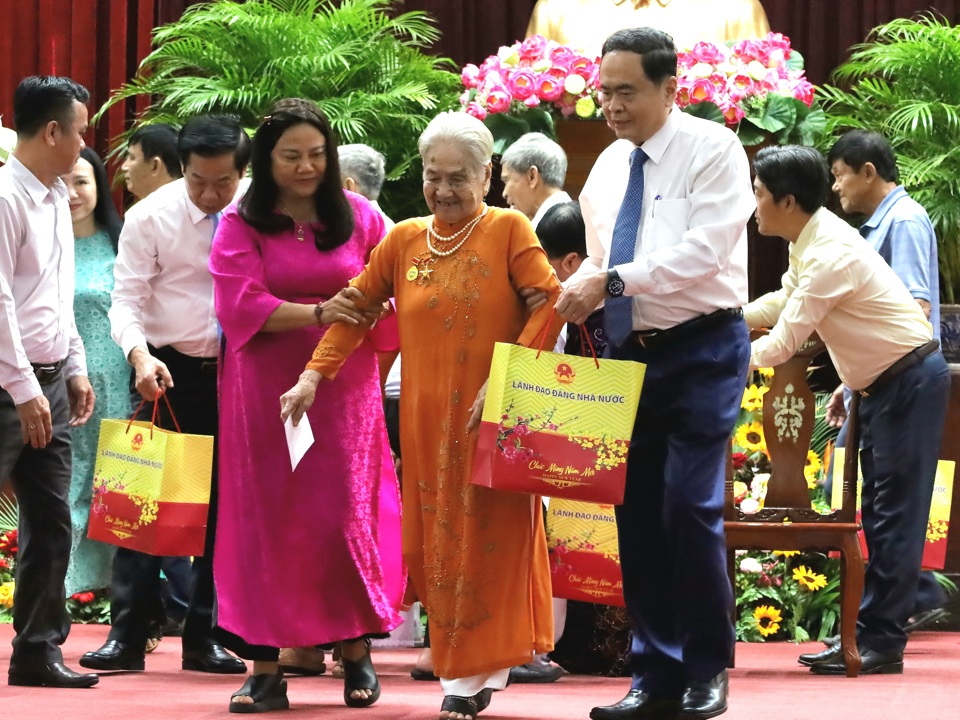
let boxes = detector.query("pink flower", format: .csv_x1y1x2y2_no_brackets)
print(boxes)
485,86,511,114
732,39,769,65
523,95,541,108
519,35,548,62
465,101,487,121
549,45,576,69
792,78,815,106
719,102,745,124
688,78,717,104
479,56,502,77
507,69,537,100
461,63,481,89
718,100,745,124
536,74,564,102
515,424,531,437
688,41,726,66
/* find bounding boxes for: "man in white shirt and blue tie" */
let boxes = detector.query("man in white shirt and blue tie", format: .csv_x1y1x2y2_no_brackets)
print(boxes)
556,27,754,720
81,115,250,676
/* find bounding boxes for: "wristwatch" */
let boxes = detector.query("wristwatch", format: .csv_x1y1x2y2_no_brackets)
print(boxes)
606,268,625,297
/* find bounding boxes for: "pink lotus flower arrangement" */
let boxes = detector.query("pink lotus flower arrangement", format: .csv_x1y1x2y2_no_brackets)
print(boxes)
676,33,823,146
459,35,602,153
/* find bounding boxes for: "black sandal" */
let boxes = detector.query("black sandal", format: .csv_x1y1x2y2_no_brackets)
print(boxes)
410,667,440,681
341,639,381,708
229,672,289,714
440,688,493,719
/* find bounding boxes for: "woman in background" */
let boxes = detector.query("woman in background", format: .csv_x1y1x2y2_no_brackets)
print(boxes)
62,147,129,597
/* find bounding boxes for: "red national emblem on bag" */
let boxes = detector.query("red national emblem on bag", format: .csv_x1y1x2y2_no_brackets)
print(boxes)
555,362,576,385
131,433,144,452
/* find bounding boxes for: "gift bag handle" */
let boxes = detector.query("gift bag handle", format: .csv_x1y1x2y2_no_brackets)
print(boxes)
532,307,600,369
126,390,182,438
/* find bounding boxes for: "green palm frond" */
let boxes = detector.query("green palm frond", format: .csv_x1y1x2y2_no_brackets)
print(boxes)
94,0,460,218
0,493,17,532
815,13,960,302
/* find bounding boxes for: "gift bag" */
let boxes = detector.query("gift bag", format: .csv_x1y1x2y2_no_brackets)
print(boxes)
831,448,955,570
546,499,624,606
471,331,645,503
87,396,213,556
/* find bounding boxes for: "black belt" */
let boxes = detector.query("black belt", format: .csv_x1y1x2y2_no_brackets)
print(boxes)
31,359,66,385
631,308,743,350
150,345,218,373
858,339,939,397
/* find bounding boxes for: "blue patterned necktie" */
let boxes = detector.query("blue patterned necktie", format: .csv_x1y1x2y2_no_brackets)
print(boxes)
208,212,222,238
604,147,648,347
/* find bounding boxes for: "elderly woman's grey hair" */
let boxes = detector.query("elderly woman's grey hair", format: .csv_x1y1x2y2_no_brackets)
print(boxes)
501,132,568,190
338,143,387,201
418,111,494,174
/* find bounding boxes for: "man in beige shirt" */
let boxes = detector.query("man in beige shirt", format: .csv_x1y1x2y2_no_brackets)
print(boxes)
745,145,950,676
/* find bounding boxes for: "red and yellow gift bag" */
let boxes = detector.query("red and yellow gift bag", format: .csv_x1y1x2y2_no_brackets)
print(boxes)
471,341,645,504
546,499,624,606
87,404,213,557
831,448,955,570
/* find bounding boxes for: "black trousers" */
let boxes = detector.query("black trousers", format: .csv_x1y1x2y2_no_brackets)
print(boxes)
106,346,219,652
0,375,72,664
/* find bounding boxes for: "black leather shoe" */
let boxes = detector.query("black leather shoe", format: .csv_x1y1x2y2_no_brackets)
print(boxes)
680,670,728,719
810,647,903,676
79,640,145,671
182,641,247,674
904,607,947,634
590,689,682,720
798,644,841,667
509,660,564,684
8,661,99,688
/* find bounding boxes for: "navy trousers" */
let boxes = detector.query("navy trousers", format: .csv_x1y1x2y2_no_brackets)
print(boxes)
609,314,749,695
857,350,950,653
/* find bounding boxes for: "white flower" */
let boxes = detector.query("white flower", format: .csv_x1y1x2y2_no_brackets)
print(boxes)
739,557,763,574
690,62,714,78
740,497,761,514
751,473,770,500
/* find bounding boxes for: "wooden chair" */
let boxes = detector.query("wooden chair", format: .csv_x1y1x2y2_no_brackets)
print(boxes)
724,335,865,677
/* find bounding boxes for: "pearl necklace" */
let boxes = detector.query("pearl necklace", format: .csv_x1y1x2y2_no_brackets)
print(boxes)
426,207,488,257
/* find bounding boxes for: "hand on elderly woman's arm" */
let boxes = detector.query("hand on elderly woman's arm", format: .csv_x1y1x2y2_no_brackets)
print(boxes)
261,287,382,333
466,379,489,434
280,369,322,427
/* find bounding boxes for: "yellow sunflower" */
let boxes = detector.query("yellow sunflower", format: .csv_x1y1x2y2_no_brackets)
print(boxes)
740,384,768,413
753,604,782,637
793,565,828,591
757,367,774,380
734,422,766,453
804,450,822,489
773,550,799,557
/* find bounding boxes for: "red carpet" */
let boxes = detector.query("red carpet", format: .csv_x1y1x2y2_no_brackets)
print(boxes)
1,625,958,719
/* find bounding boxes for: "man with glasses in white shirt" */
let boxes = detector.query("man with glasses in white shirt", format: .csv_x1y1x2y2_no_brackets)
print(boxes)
556,27,753,720
1,75,98,689
80,115,250,677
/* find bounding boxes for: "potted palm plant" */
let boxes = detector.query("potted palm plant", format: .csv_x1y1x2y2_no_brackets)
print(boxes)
817,14,960,361
94,0,460,219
